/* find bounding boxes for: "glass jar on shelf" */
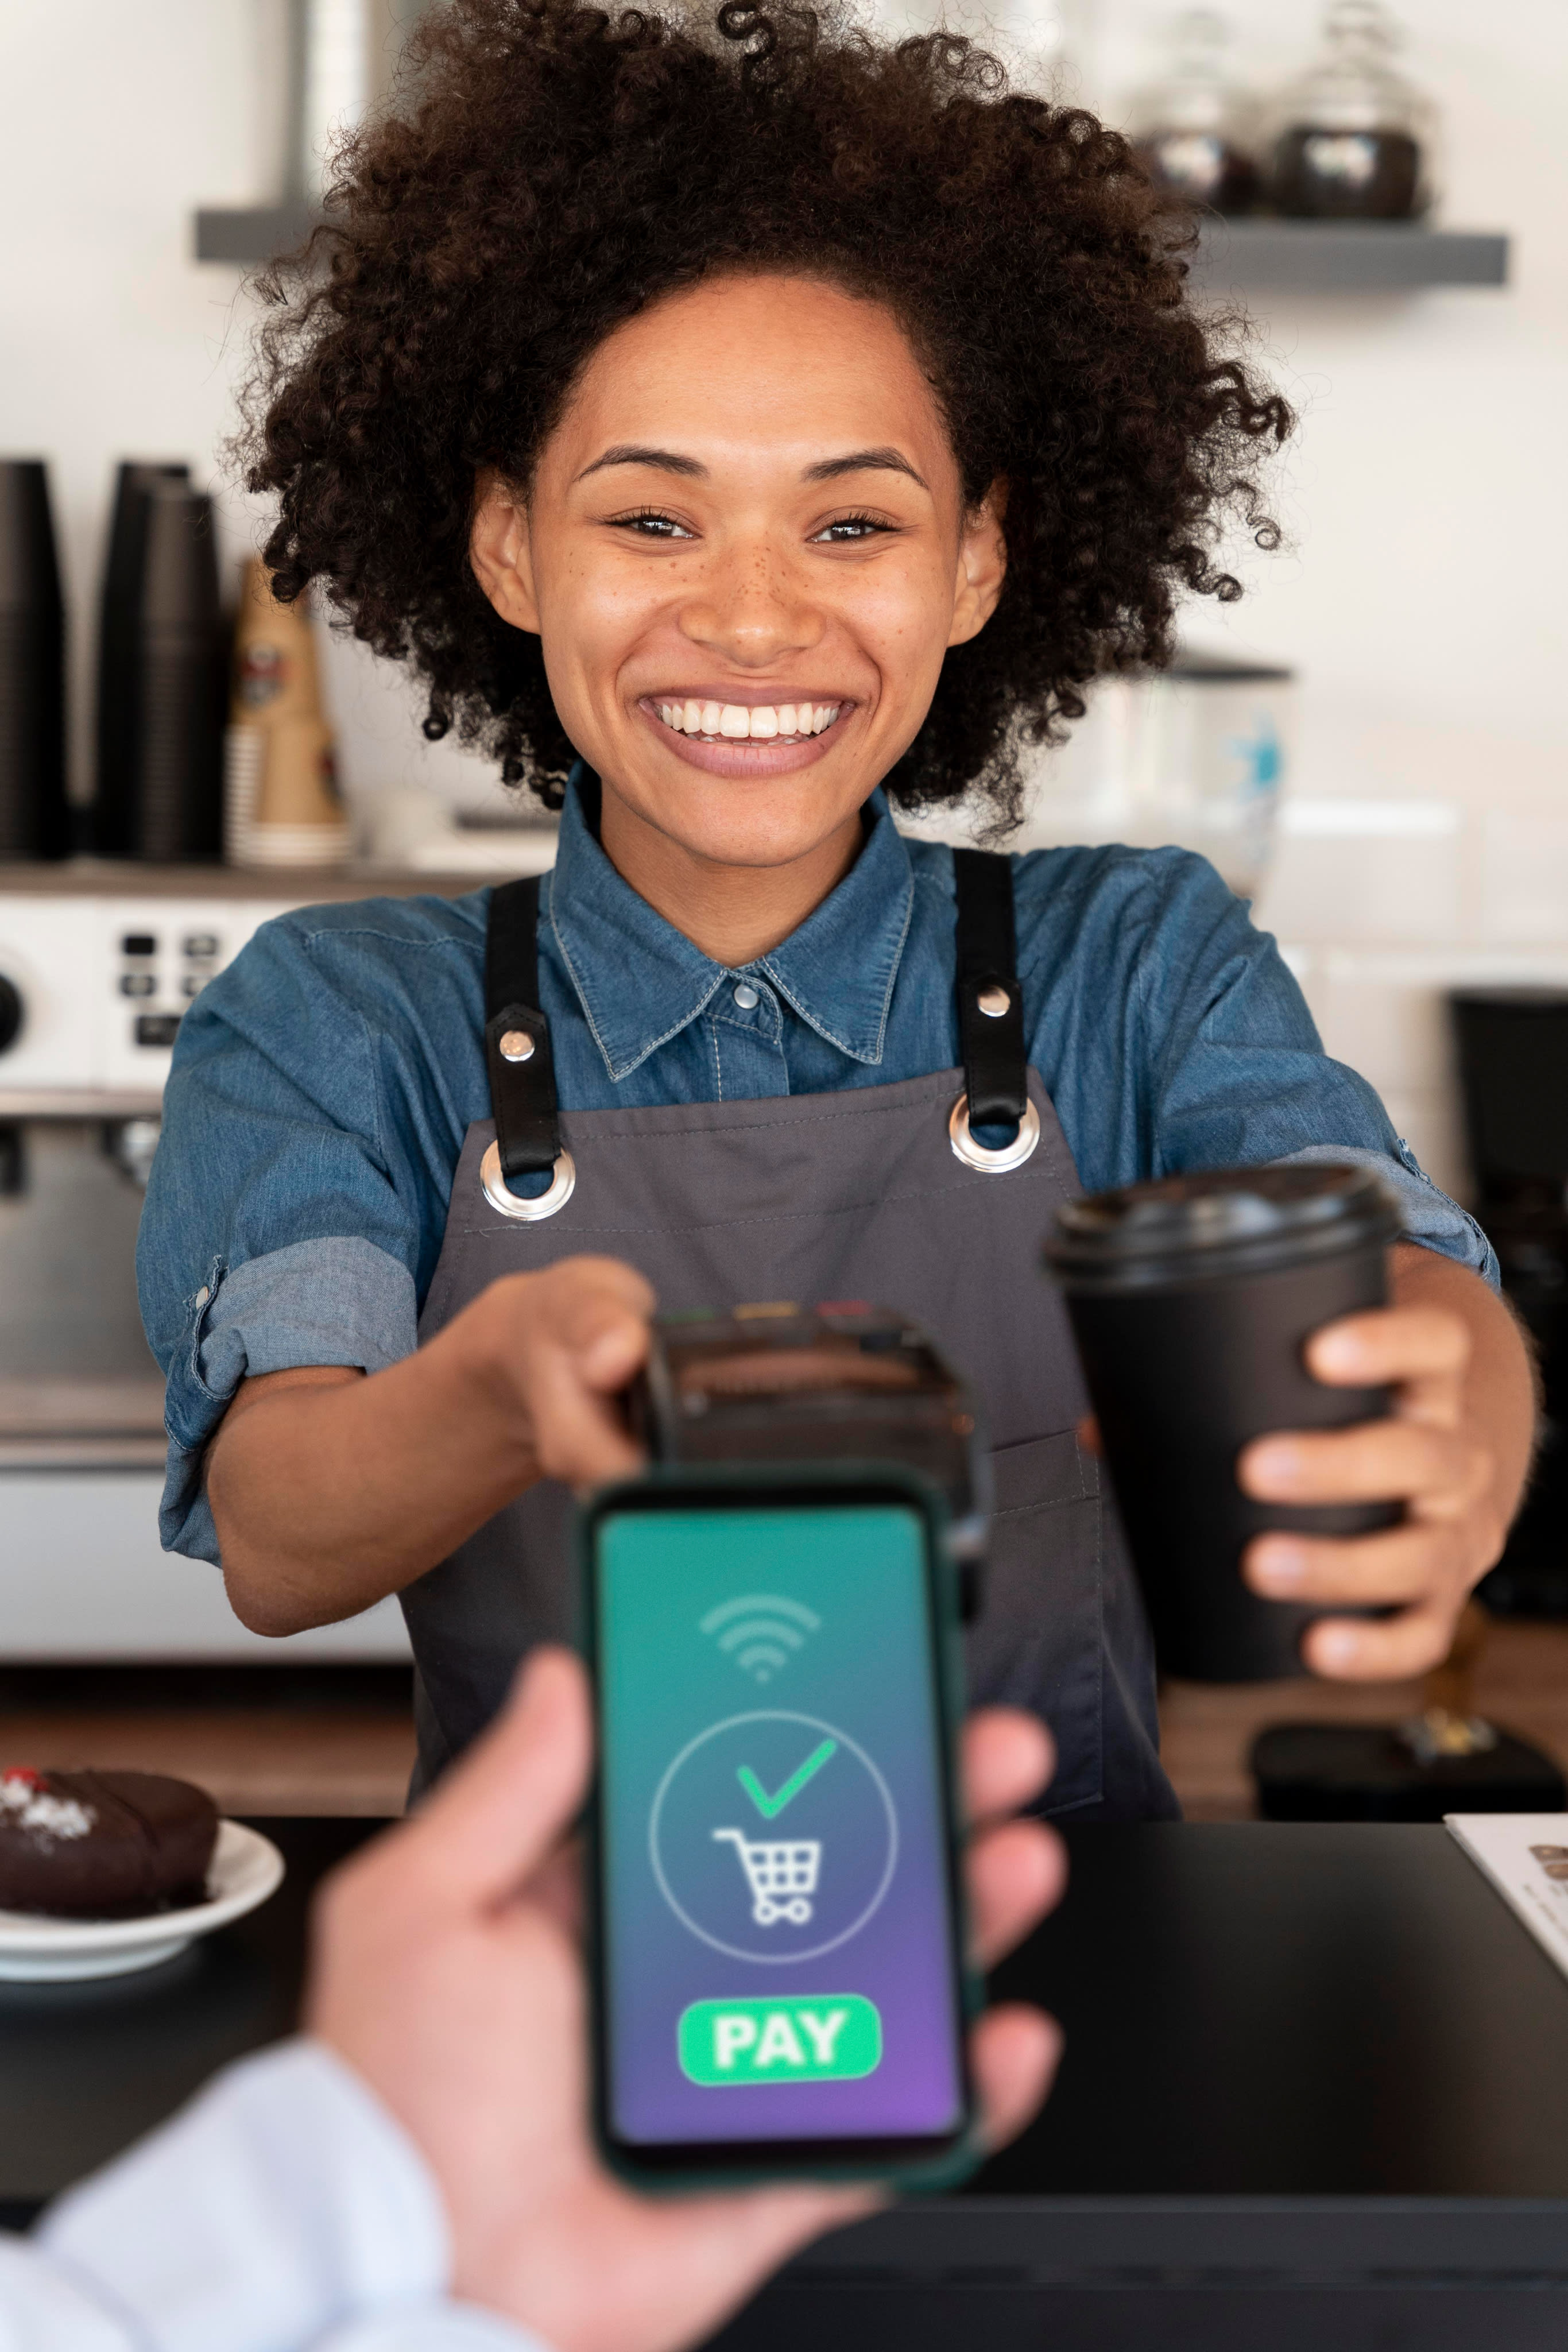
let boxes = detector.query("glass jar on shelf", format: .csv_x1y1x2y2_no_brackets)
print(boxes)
1269,0,1435,222
1129,10,1263,217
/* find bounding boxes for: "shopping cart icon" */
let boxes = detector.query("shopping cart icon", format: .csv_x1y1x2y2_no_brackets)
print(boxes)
713,1827,821,1927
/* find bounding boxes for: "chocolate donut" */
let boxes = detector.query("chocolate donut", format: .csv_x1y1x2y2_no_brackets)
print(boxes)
0,1768,219,1919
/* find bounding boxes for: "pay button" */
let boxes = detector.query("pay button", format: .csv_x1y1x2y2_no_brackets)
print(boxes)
679,1995,882,2086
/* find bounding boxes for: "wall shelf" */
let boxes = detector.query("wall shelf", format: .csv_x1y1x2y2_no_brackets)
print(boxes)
195,205,1511,291
1193,221,1509,291
193,206,319,264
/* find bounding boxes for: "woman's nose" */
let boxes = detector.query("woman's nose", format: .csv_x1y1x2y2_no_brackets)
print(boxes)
677,541,824,668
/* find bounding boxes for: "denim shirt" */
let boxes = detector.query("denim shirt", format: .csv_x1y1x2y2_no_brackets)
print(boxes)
139,779,1495,1563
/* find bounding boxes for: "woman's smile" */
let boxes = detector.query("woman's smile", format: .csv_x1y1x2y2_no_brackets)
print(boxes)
637,691,849,779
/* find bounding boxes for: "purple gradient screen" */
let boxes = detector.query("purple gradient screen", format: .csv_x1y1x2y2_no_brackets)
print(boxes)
597,1503,966,2146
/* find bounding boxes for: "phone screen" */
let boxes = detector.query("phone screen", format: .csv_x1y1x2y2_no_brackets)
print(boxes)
591,1487,969,2170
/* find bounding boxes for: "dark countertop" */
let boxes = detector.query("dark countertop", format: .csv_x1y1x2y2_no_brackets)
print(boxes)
985,1820,1568,2200
0,1819,373,2216
6,1819,1568,2348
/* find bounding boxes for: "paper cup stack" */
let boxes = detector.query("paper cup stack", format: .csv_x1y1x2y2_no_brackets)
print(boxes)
226,561,351,868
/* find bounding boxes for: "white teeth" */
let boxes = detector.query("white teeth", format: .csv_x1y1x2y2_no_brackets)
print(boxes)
654,700,842,740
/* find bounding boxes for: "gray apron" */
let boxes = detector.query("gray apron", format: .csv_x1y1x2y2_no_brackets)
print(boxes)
402,854,1175,1821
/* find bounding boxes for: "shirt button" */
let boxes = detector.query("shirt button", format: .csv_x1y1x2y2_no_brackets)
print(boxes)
732,982,760,1011
193,1286,210,1309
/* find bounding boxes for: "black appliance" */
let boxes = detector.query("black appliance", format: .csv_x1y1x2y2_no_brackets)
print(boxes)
1452,988,1568,1615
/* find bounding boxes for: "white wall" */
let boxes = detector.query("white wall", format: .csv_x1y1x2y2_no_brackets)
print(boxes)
1070,1,1568,1197
3,0,1566,1193
0,2,260,799
0,0,493,819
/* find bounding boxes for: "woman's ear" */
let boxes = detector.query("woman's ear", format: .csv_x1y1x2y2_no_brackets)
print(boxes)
470,469,541,635
948,481,1008,648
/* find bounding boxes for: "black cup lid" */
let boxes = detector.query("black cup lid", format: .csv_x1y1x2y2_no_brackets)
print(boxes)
1043,1162,1401,1287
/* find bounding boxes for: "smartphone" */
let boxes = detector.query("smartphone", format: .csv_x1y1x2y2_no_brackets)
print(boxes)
581,1468,979,2191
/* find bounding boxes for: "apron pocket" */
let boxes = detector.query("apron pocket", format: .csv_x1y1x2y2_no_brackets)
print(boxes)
966,1428,1105,1816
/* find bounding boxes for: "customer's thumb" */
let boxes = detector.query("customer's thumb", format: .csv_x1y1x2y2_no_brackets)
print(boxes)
401,1647,592,1909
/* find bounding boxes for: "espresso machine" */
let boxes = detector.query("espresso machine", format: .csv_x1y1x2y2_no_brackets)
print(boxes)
0,868,446,1661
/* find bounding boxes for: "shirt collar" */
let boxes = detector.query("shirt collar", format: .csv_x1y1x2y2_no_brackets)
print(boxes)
545,769,916,1084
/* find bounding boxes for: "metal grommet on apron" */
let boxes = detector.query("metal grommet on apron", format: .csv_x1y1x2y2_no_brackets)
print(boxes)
479,1139,576,1220
402,848,1176,1824
949,1092,1041,1174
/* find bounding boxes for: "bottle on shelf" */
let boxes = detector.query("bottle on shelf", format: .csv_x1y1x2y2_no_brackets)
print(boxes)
1128,10,1263,218
1268,0,1434,222
226,558,351,867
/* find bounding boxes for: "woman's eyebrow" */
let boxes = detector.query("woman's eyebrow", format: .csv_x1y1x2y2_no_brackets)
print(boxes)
803,447,929,490
573,443,930,490
575,444,708,482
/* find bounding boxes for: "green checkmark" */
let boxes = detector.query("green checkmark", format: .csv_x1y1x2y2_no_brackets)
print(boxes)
737,1738,838,1821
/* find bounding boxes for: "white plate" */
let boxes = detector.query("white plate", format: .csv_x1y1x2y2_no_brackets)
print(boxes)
0,1823,286,1981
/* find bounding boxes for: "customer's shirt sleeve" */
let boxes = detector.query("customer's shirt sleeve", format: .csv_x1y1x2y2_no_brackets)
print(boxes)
136,907,475,1565
30,2039,550,2352
1017,844,1497,1288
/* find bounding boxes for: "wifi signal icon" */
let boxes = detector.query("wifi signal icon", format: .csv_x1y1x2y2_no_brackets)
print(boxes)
699,1593,822,1684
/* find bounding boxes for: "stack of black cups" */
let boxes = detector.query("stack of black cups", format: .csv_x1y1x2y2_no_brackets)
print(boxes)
94,463,224,860
0,459,70,860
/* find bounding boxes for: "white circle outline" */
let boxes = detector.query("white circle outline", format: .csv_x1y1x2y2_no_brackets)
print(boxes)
648,1709,899,1966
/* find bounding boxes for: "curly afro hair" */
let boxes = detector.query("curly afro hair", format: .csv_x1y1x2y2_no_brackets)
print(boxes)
242,0,1291,825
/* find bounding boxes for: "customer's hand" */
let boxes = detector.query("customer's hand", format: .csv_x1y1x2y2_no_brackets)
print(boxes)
1239,1244,1532,1680
307,1649,1063,2352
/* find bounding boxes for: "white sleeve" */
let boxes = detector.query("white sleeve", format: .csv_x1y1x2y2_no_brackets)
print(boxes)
317,2312,550,2351
0,2234,132,2350
32,2039,544,2352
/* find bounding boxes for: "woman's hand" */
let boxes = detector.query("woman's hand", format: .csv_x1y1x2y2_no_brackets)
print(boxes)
1238,1244,1534,1680
309,1650,1063,2352
466,1254,656,1491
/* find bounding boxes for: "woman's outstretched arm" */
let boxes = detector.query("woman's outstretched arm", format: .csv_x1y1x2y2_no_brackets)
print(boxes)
206,1258,652,1636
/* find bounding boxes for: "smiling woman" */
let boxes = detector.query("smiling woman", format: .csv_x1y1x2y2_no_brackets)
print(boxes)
139,0,1527,1832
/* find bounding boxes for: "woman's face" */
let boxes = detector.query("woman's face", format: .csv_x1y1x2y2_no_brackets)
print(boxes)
471,272,1005,873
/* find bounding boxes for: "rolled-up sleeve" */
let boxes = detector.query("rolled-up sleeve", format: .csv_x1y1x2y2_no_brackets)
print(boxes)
158,1237,418,1564
1138,854,1499,1289
137,906,479,1565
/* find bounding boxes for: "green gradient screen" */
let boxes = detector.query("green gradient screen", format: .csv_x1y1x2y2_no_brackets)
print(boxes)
595,1500,966,2148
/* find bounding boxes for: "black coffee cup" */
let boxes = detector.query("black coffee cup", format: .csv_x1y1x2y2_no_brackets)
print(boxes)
0,458,68,859
1043,1163,1403,1681
94,473,224,862
94,459,192,857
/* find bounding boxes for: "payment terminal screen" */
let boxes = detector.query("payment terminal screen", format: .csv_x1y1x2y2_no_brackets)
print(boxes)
595,1502,966,2148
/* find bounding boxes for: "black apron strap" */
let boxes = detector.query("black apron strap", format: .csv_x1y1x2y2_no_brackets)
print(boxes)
483,849,1023,1173
484,876,564,1181
952,847,1028,1130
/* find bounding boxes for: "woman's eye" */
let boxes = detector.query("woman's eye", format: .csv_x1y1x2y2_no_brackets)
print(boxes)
811,514,893,544
609,510,694,540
